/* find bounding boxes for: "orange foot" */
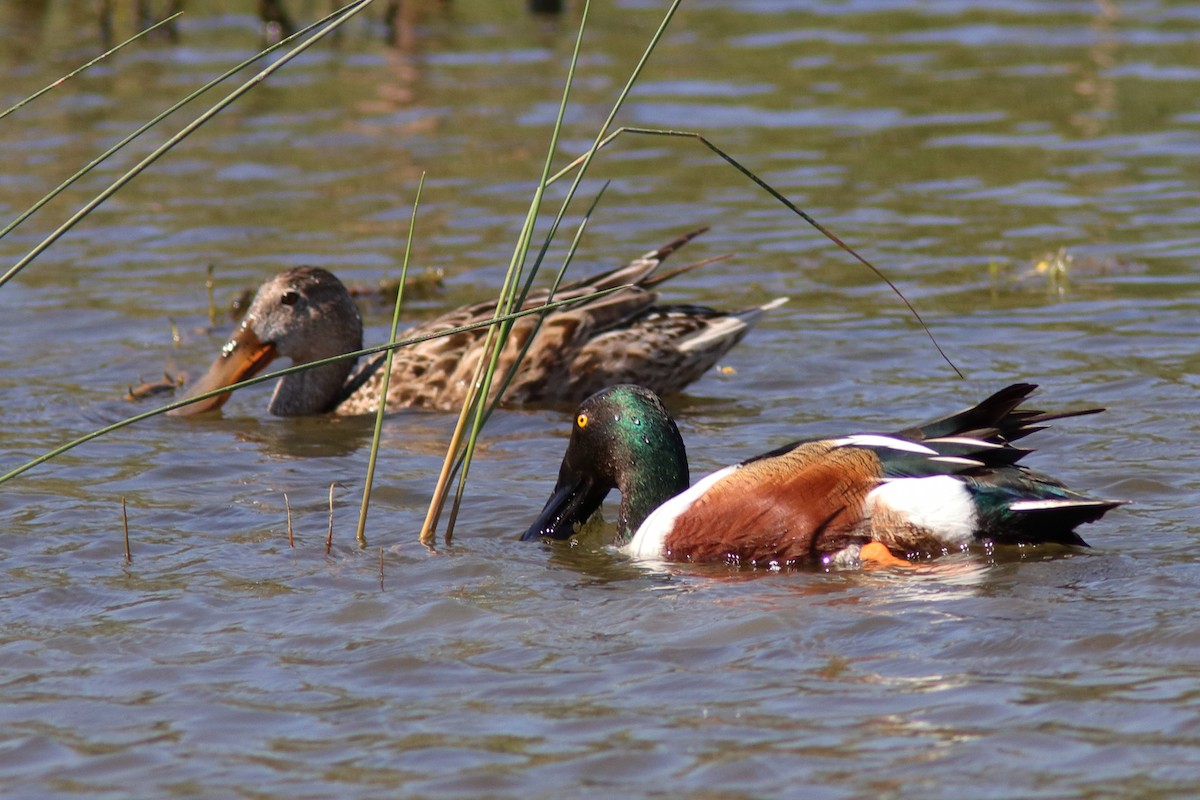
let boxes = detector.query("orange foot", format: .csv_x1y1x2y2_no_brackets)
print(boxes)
859,541,912,569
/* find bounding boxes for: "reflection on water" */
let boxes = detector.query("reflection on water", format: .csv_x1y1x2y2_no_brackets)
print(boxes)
3,1,1200,798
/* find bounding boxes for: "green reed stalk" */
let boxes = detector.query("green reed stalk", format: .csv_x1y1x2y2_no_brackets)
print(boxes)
0,0,375,289
417,0,604,546
0,289,627,487
355,173,425,548
0,13,183,122
430,0,685,545
545,125,963,377
442,184,607,536
1,6,359,245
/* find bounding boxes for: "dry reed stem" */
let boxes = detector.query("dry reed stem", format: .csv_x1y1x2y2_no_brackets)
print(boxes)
205,264,217,328
418,326,496,547
419,0,606,546
284,492,294,548
431,0,685,543
326,482,336,555
444,191,603,538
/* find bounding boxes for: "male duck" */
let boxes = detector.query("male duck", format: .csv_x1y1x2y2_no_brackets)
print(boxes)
170,229,786,417
522,383,1122,567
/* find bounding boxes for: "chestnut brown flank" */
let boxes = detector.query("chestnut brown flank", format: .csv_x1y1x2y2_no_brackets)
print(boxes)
662,442,882,566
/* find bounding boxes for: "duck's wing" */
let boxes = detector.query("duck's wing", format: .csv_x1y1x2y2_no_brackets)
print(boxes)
338,227,784,413
516,297,787,403
340,229,718,412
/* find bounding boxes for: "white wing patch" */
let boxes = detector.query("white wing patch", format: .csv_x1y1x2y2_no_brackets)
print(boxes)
927,436,1004,449
1009,499,1087,512
835,434,939,455
676,317,748,354
866,475,979,548
623,464,739,559
677,297,788,353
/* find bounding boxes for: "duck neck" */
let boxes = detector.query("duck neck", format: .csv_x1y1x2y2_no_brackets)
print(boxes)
615,449,689,544
268,357,357,416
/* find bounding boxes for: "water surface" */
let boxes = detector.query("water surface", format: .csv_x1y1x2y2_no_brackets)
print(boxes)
2,1,1199,797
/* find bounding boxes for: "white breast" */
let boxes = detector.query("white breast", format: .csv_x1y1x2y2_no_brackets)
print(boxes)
622,465,740,559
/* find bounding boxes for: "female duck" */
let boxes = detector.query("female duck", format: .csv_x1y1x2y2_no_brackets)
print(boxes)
522,384,1122,567
170,229,785,417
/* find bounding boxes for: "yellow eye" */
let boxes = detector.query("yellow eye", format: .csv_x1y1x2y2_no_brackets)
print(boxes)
576,413,588,429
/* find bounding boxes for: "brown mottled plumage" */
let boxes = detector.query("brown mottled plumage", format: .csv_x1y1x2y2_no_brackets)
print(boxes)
170,229,786,417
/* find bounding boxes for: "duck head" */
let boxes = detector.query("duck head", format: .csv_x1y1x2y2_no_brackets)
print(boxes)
522,385,690,544
170,266,363,417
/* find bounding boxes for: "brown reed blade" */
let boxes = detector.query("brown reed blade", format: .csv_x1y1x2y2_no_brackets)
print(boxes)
284,492,294,549
326,482,336,556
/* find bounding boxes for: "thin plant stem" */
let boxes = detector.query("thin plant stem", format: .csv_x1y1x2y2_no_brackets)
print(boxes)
378,546,384,591
437,3,592,544
418,1,598,546
206,265,217,328
546,125,962,377
0,13,183,121
0,0,376,289
122,497,132,564
416,0,587,546
444,187,604,536
0,288,627,487
356,173,425,547
435,0,684,542
1,5,357,244
419,324,497,547
285,492,294,548
326,483,336,555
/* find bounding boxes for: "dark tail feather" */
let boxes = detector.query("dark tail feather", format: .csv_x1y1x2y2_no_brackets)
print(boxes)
993,498,1127,547
1001,407,1105,443
641,253,733,289
900,383,1104,445
900,383,1036,441
649,226,710,262
564,226,710,293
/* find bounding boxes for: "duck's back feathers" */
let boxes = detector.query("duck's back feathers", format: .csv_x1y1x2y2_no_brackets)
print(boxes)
340,229,785,413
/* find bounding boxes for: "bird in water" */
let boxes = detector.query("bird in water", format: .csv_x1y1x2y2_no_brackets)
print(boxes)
522,383,1122,568
169,229,786,417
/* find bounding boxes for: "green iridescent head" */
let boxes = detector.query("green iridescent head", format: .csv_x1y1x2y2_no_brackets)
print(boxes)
522,385,690,544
